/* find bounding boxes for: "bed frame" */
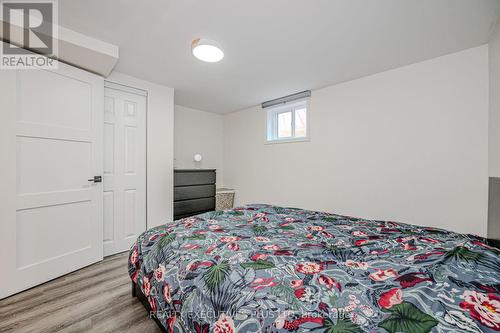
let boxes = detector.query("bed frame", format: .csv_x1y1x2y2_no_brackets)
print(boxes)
132,281,167,332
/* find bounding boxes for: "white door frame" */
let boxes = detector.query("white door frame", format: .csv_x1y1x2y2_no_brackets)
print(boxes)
103,80,148,256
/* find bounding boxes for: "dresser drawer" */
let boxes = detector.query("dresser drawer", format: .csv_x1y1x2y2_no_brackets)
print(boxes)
174,184,215,201
174,197,215,219
174,170,216,186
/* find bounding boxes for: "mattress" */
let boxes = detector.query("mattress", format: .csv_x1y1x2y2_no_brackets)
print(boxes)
128,204,500,332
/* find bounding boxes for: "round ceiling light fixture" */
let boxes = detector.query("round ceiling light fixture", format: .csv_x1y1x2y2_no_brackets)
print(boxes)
191,38,224,63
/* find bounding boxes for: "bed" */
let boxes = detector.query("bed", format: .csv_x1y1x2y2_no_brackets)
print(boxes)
128,204,500,332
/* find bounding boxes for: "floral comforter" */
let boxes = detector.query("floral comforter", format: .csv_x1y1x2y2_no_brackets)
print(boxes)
128,204,500,333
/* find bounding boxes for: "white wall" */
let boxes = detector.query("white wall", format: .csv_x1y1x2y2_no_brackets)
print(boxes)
488,18,500,242
174,105,224,186
106,72,174,228
223,46,489,236
490,20,500,177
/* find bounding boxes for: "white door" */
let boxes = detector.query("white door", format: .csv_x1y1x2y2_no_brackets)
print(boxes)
0,57,104,299
103,83,147,256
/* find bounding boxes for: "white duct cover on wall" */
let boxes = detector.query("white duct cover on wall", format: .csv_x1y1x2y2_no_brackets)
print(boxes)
0,17,119,77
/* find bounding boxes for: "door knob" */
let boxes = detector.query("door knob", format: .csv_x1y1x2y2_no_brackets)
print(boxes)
88,176,102,183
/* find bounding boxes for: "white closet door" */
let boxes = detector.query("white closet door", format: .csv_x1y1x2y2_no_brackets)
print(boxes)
0,58,104,299
103,85,147,256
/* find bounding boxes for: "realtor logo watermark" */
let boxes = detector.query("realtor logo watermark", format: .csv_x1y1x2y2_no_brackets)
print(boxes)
1,0,58,69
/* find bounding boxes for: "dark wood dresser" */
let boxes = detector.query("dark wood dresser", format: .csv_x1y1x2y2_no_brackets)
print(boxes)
174,169,216,220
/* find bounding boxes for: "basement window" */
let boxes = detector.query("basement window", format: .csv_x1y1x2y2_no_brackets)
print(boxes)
266,100,309,143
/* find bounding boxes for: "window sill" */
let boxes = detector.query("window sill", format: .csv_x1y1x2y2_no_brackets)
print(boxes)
265,137,310,145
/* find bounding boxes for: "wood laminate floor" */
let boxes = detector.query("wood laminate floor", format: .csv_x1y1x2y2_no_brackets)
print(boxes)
0,252,161,333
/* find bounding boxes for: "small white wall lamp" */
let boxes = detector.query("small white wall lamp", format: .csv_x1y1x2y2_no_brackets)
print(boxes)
193,154,203,163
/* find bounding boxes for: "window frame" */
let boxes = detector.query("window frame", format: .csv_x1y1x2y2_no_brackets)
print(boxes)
265,99,310,144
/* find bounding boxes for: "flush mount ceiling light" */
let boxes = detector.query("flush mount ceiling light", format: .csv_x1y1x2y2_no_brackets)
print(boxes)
191,38,224,63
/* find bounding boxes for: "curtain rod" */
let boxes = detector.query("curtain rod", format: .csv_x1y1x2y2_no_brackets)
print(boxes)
261,90,311,109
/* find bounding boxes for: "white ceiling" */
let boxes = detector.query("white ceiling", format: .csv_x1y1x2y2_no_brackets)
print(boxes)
59,0,500,114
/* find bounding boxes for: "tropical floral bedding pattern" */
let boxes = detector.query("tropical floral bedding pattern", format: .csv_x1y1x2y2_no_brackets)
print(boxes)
128,204,500,333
